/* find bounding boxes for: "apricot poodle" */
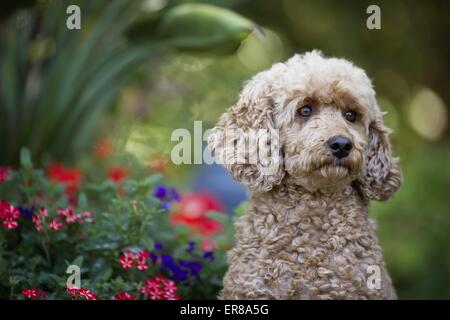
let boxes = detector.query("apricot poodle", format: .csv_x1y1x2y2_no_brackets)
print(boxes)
208,51,402,299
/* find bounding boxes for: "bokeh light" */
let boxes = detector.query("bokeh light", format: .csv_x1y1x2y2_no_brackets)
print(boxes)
408,87,448,141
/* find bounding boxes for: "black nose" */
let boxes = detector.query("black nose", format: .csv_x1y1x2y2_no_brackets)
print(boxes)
327,135,353,159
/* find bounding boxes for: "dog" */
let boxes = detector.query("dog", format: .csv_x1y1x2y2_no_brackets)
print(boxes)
207,51,402,299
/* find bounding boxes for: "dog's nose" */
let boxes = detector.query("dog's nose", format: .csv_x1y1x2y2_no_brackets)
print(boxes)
327,135,353,159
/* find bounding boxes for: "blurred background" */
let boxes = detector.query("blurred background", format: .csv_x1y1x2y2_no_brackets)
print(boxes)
1,0,449,298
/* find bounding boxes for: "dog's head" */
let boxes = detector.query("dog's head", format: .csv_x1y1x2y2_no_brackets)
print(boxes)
208,51,402,200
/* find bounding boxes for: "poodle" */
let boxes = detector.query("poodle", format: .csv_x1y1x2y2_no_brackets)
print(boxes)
207,51,402,299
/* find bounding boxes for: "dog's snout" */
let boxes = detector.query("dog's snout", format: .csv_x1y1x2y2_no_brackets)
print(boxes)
327,135,353,159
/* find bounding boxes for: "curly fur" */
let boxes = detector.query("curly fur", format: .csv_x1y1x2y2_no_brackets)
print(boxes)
208,51,402,299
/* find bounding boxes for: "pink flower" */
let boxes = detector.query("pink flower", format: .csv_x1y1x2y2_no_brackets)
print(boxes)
39,208,48,217
114,292,136,300
0,167,12,184
119,254,134,270
32,214,43,232
200,238,219,252
57,207,78,224
0,199,21,230
66,286,99,300
119,249,150,271
77,211,93,224
136,257,148,270
140,276,180,300
49,218,63,231
21,288,47,300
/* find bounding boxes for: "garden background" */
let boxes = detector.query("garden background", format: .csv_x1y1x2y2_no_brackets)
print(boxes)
0,0,449,299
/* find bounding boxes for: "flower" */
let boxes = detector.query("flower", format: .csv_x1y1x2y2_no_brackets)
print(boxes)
57,207,78,224
203,251,215,261
0,199,21,230
160,254,189,282
94,138,113,159
21,288,47,300
153,185,181,209
49,218,63,231
39,208,48,217
200,238,219,252
179,261,203,277
17,205,34,219
170,193,223,236
47,164,82,206
114,292,136,300
186,241,196,253
119,249,150,270
0,166,11,184
107,166,128,183
66,286,99,300
140,276,180,300
119,255,134,270
32,214,43,232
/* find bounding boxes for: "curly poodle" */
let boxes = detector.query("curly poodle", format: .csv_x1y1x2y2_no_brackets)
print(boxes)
207,51,402,299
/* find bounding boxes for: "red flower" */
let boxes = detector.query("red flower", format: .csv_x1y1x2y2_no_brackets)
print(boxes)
140,276,180,300
107,166,129,183
119,249,150,270
119,254,134,270
170,193,224,236
136,257,149,270
94,138,113,159
0,199,21,230
47,164,82,205
0,167,12,184
57,207,78,224
21,288,47,300
66,285,99,300
114,292,136,300
49,218,63,231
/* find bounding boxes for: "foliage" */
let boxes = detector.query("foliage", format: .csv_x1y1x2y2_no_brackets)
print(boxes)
0,0,254,165
0,149,234,299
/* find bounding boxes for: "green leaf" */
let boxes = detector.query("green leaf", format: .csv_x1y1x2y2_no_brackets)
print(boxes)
156,4,255,55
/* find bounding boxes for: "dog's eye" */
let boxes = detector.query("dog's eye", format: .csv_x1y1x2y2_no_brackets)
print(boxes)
298,105,313,117
344,110,357,122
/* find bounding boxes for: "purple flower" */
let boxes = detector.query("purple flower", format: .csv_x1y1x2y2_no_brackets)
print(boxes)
17,205,34,219
154,242,164,251
152,185,181,210
180,261,203,276
153,186,167,199
150,252,158,264
204,251,215,261
186,241,196,253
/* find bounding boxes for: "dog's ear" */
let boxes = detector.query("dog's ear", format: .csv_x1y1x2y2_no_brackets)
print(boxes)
207,76,284,192
357,114,402,201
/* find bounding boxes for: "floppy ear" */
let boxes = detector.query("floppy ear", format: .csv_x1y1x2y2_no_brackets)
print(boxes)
357,115,402,201
207,78,284,192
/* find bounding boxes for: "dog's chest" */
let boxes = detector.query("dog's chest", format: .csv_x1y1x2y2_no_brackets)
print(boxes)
241,200,386,299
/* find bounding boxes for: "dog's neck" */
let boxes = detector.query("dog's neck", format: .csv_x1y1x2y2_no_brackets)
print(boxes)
250,175,369,221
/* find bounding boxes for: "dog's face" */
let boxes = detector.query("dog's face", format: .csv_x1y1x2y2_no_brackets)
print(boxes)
208,51,402,199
